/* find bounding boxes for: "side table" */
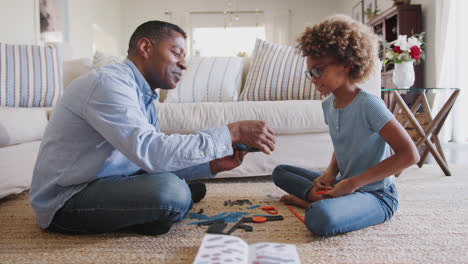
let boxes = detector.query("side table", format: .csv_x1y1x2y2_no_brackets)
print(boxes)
381,88,460,176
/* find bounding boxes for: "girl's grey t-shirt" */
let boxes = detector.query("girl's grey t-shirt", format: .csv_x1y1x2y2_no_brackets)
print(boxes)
322,89,395,192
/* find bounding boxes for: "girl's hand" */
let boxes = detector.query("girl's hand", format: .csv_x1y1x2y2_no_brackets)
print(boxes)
209,150,247,174
313,172,336,190
306,172,336,201
326,178,358,198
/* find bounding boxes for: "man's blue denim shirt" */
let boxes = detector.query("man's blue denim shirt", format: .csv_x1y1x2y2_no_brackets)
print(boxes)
29,59,233,229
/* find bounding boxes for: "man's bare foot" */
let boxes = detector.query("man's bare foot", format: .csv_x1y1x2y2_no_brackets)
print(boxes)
280,194,311,209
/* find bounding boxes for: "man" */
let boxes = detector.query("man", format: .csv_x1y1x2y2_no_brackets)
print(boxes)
29,21,275,235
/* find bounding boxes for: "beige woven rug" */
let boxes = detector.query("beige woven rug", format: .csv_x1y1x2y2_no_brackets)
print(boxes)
1,164,467,264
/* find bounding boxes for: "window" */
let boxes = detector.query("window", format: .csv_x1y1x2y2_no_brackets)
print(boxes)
190,11,265,57
192,26,265,57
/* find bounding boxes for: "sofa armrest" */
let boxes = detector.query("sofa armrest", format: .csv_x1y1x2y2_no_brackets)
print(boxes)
156,100,328,135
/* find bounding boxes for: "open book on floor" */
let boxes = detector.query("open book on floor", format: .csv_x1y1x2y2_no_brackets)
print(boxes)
193,234,301,264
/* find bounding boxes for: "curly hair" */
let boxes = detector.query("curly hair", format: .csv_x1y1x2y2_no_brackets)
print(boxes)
297,14,378,83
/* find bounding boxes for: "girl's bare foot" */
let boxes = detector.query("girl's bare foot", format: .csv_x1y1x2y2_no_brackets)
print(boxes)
280,194,311,209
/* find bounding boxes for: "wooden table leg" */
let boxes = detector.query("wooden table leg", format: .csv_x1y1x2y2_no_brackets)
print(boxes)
393,91,459,176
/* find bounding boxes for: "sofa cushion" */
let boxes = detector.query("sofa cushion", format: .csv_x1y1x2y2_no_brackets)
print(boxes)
0,140,41,199
0,107,49,147
156,100,328,135
92,50,125,69
164,56,245,103
63,58,93,88
0,43,63,107
240,39,325,101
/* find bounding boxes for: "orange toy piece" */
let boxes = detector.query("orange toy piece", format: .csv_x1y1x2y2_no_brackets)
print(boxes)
252,216,267,223
261,206,278,215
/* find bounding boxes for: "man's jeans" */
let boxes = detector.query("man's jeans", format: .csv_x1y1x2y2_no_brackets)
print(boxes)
272,165,398,237
49,172,192,234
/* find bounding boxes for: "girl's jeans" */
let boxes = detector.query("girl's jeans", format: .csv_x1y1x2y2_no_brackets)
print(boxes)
272,165,398,237
48,172,192,234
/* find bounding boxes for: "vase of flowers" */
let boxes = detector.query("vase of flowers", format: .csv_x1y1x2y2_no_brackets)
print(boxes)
384,33,425,89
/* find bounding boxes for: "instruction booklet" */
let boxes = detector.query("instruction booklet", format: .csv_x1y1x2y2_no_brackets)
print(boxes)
193,234,301,264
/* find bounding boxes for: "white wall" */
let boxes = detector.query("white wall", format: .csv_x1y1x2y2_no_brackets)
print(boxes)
119,0,341,56
0,0,121,60
0,0,39,44
67,0,121,59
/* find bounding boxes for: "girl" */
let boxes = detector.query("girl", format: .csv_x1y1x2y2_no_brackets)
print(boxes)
272,15,419,237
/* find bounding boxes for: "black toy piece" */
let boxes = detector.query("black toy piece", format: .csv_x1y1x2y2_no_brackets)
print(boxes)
235,143,261,152
224,199,252,207
243,215,284,222
196,219,226,226
226,217,253,235
207,222,228,234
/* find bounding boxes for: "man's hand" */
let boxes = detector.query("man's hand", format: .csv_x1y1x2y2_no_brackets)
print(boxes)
227,120,275,154
209,150,247,174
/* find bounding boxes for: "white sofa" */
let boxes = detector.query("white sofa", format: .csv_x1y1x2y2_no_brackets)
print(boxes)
0,50,381,199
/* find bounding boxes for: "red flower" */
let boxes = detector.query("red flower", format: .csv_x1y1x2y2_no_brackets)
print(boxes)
409,46,421,60
393,46,403,54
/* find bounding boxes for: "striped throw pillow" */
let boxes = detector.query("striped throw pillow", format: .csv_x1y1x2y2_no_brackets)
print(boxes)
240,39,325,101
0,43,62,107
164,56,245,103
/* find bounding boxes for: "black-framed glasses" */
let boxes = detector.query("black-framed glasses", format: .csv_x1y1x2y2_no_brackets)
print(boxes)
305,63,332,80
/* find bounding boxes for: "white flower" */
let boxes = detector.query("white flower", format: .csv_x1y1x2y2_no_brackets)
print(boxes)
398,53,411,61
394,35,410,51
386,51,395,59
407,36,421,48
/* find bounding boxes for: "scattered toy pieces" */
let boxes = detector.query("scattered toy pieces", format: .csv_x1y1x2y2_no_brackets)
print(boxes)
247,204,261,209
224,199,253,207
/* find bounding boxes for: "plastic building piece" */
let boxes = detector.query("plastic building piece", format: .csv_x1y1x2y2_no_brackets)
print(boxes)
288,206,305,224
188,219,225,226
238,224,253,232
226,217,253,235
261,206,278,215
244,215,284,222
315,190,329,194
247,205,261,209
196,209,204,214
251,216,267,223
207,222,228,234
224,199,253,207
235,143,261,152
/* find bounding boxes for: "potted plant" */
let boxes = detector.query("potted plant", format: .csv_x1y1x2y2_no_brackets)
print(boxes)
363,7,380,21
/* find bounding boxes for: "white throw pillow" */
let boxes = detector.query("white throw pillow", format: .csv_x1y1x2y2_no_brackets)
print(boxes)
0,43,63,107
240,39,325,101
92,50,125,69
164,56,245,103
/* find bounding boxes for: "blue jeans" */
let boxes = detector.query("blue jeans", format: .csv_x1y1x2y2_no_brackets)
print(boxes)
49,172,192,234
272,165,398,237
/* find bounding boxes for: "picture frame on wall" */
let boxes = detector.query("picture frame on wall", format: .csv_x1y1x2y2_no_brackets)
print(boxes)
352,0,364,23
39,0,69,43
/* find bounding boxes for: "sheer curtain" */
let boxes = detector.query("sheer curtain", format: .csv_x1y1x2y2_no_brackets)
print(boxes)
435,0,468,142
